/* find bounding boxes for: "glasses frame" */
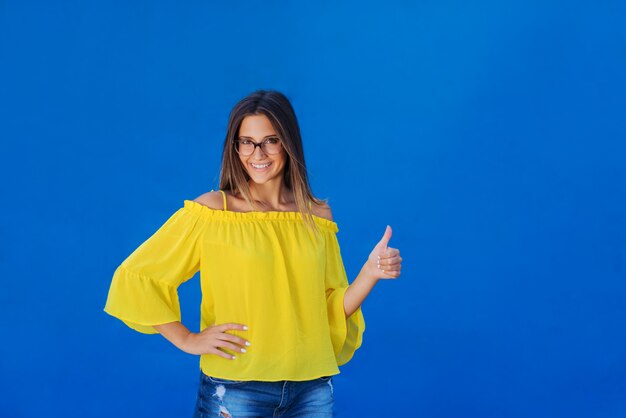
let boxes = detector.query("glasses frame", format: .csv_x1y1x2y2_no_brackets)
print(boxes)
234,138,283,156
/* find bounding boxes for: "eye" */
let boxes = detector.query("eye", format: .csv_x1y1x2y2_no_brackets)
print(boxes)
265,137,279,144
239,139,253,145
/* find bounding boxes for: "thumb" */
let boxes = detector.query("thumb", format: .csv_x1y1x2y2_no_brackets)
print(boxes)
377,225,392,250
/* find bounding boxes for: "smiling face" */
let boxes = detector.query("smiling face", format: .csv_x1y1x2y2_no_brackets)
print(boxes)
237,113,287,187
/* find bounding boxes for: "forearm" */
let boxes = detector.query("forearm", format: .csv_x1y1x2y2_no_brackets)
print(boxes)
153,321,193,353
343,264,379,317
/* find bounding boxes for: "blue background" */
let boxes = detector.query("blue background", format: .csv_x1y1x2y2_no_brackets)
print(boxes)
1,1,625,417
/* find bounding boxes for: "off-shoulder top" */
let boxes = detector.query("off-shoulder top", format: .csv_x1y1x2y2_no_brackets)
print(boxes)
103,191,365,381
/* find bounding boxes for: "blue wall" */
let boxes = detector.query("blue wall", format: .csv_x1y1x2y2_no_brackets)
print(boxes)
1,1,625,417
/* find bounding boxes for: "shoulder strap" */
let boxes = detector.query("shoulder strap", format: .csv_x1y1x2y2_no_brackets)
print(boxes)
218,190,228,211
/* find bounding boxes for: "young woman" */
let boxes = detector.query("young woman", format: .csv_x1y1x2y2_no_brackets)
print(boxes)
104,90,402,417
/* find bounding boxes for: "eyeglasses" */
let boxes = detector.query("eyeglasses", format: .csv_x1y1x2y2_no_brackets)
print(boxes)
235,137,283,156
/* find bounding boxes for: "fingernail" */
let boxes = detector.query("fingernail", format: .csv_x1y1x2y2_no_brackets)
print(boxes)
245,341,251,346
241,348,247,353
231,356,236,360
243,325,249,330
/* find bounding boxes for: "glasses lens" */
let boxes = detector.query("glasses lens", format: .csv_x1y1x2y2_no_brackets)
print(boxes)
262,138,282,155
237,138,282,156
237,140,254,156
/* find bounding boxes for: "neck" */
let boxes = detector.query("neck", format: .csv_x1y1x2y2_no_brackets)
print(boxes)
248,179,293,211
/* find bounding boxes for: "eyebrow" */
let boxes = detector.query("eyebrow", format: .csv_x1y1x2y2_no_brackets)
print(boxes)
238,135,279,139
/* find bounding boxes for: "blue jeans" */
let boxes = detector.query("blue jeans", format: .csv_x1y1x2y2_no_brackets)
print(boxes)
193,370,335,417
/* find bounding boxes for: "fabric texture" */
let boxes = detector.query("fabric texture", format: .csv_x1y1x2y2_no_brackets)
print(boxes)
193,370,334,417
103,196,365,381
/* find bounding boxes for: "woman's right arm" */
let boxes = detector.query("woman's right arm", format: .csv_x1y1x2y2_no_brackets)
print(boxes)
154,321,251,359
105,194,250,358
104,206,206,334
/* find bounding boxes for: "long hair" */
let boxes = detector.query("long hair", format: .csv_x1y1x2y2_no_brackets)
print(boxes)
219,90,326,230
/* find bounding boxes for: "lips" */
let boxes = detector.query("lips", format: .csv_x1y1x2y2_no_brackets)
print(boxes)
251,162,272,169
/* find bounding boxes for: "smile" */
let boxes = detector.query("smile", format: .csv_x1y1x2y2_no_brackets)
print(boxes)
251,162,271,169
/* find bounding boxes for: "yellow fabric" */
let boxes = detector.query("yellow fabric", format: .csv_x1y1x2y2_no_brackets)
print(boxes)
104,198,365,381
219,189,227,210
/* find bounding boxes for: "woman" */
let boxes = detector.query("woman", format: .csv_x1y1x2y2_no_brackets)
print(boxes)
104,90,402,417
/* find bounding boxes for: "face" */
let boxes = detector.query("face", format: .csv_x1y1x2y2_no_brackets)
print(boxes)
237,114,287,186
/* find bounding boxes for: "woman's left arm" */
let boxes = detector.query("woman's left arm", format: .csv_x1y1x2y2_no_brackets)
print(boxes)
343,226,402,317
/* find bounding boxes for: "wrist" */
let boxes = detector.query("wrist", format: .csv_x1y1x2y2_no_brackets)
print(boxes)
179,331,195,353
359,263,380,284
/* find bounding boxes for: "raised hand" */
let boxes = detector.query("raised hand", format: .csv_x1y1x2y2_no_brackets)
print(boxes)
367,225,402,280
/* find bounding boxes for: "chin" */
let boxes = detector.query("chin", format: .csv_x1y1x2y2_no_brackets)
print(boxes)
248,176,276,185
245,168,284,185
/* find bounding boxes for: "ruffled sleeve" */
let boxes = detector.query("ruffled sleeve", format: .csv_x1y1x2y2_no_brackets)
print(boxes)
324,227,366,365
103,205,205,334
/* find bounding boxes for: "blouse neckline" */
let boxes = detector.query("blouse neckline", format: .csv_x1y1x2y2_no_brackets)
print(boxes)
183,200,339,231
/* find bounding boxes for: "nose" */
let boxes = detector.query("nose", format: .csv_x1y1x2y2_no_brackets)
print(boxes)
252,143,268,158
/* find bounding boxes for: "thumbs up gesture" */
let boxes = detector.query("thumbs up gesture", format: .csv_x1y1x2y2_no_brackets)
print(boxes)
368,225,402,280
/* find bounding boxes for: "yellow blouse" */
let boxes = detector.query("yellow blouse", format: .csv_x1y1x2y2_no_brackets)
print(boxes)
103,193,365,381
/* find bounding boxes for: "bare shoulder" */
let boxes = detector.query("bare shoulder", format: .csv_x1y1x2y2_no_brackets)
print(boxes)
311,200,333,222
193,191,226,210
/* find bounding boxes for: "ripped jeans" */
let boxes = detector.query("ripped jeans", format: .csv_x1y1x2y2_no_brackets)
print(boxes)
193,370,334,418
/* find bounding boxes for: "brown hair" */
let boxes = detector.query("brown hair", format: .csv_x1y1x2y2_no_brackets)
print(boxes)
219,90,326,229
